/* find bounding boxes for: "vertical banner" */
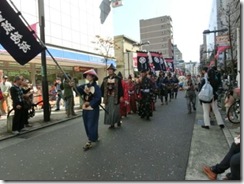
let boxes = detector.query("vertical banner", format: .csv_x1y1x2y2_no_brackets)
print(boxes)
136,51,149,71
150,52,161,71
165,58,174,72
160,55,167,71
0,0,44,65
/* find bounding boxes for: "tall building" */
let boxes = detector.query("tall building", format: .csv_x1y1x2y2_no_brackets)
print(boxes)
173,45,182,61
0,0,115,85
139,16,174,58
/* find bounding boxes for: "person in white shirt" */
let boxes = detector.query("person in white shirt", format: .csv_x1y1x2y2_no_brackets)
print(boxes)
0,75,12,114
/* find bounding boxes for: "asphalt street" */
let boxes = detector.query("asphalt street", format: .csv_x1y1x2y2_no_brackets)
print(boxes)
0,91,196,181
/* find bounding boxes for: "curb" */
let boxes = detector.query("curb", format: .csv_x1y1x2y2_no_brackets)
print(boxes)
0,114,81,142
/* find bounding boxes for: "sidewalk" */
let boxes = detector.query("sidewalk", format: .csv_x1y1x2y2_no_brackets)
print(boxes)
0,105,83,141
197,101,240,147
185,99,240,180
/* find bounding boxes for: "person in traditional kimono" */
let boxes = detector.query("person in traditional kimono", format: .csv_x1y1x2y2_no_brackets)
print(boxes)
157,71,166,105
101,64,124,129
138,69,154,120
128,75,137,114
118,72,130,118
77,69,101,151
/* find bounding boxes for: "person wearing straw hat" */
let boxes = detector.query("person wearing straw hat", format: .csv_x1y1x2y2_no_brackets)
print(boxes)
77,69,101,151
101,64,124,129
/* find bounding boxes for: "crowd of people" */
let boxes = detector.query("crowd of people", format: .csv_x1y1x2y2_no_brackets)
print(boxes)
0,64,239,180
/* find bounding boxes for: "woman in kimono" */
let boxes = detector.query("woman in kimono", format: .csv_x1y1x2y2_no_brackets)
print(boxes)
77,69,101,151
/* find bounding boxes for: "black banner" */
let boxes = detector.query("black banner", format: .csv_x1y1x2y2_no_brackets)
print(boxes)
0,0,44,65
151,52,161,71
136,51,149,71
160,57,167,71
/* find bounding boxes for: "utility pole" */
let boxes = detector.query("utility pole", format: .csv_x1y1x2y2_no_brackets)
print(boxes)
38,0,50,121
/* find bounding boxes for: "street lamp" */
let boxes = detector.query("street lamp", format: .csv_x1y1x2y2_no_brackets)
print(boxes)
203,28,228,67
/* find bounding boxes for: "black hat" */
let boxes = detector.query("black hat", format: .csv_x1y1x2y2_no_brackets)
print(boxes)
140,69,148,73
117,71,123,78
107,64,116,71
128,74,132,79
202,67,208,72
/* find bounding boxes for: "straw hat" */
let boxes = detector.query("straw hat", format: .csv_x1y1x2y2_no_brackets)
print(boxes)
83,69,98,81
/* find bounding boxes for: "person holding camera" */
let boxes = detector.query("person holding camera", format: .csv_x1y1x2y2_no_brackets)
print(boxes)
183,73,197,114
60,74,76,118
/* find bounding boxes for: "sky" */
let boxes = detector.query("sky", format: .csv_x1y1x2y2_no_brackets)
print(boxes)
112,0,214,62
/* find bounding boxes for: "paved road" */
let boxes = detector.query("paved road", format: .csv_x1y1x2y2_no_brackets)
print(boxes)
0,91,196,181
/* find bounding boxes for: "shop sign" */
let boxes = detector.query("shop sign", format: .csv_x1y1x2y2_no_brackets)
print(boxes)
73,66,92,72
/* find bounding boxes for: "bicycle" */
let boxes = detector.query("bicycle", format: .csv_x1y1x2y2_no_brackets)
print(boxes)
227,87,240,124
217,87,227,108
227,99,240,124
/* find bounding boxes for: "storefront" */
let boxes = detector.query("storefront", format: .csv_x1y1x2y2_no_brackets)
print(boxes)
0,44,116,86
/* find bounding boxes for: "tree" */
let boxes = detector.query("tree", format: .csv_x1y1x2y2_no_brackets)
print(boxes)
91,35,119,72
218,0,240,80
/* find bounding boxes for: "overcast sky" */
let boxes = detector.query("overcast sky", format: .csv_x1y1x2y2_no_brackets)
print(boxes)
113,0,214,62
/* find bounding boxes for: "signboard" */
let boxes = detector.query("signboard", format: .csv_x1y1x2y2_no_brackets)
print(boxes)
216,35,230,46
73,66,92,72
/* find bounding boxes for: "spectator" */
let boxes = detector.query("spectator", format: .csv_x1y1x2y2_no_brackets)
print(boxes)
10,76,25,134
0,75,12,114
54,77,62,111
183,73,197,114
20,77,34,128
199,67,225,129
202,135,240,180
60,74,76,118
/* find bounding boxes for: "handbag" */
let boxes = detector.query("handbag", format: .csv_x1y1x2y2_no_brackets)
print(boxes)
198,77,213,102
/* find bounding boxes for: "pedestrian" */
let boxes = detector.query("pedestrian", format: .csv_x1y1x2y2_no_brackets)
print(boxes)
118,71,129,118
138,69,154,120
224,89,235,121
60,74,76,117
10,76,25,134
54,77,62,111
20,77,34,128
172,74,179,99
100,64,124,129
128,75,137,114
183,73,197,114
202,135,240,180
157,71,167,105
0,75,12,115
77,69,101,151
199,67,225,129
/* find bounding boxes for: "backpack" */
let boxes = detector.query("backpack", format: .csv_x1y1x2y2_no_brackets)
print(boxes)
208,68,221,91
